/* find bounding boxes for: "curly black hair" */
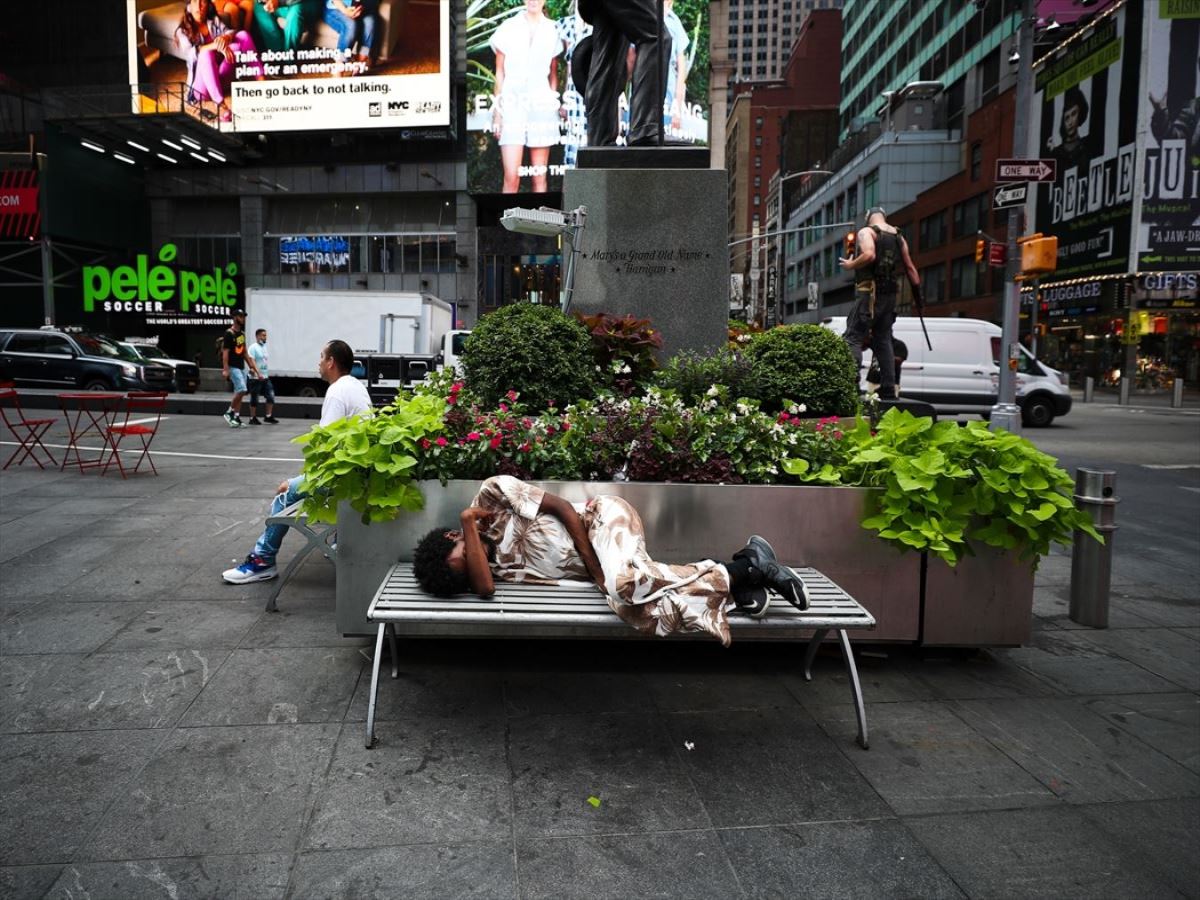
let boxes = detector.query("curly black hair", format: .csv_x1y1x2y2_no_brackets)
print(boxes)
413,527,470,597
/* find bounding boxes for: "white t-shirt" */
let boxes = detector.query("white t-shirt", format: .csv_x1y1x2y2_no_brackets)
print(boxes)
320,374,372,426
248,341,269,378
491,13,560,100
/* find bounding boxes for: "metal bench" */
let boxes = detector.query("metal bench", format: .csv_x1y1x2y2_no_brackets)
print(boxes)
263,501,336,612
364,563,876,750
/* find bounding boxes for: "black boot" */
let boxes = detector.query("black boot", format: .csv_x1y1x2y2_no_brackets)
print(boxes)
733,535,810,611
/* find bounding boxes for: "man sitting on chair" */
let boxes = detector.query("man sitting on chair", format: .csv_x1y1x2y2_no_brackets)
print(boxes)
222,339,371,584
412,475,810,646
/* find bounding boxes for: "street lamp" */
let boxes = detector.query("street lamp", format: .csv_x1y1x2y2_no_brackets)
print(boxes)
500,206,588,314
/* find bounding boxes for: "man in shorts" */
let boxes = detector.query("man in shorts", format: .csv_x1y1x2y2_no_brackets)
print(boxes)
221,308,260,428
246,327,278,425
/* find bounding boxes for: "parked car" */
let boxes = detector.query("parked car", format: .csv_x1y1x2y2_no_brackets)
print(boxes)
821,316,1072,426
0,328,174,392
120,341,200,393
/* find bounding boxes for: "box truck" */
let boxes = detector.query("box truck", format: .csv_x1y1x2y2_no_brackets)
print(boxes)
244,289,467,396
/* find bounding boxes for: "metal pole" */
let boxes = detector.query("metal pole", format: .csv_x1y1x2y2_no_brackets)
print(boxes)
1069,468,1118,628
992,0,1034,434
1029,278,1039,357
1084,375,1094,403
40,236,55,326
1119,376,1131,405
656,0,665,146
1172,377,1184,408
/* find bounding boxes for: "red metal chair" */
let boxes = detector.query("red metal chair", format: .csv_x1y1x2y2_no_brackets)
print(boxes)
103,391,167,478
0,388,58,470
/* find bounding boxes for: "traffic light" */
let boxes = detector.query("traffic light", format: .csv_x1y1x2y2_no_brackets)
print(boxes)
975,239,986,264
844,231,856,257
1019,234,1058,275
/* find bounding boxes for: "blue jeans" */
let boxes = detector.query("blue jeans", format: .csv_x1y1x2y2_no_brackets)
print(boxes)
326,2,377,54
253,475,305,563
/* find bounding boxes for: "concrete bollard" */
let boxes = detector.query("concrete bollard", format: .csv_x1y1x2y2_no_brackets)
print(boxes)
1119,376,1131,405
1069,468,1119,628
1084,376,1094,403
1172,378,1184,408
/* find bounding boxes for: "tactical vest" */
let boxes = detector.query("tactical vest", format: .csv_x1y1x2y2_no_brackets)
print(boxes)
854,226,902,293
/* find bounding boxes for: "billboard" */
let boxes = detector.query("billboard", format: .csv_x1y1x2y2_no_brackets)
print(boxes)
1137,2,1200,272
127,0,449,132
1032,1,1143,281
0,171,39,239
466,0,710,194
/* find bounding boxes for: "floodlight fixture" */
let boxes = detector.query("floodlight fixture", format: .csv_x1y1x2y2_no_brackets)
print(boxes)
500,206,589,313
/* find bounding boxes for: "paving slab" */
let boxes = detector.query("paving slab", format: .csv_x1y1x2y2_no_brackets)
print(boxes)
517,830,740,900
45,853,292,900
1081,692,1200,774
305,716,511,850
238,594,350,650
2,649,224,733
1071,626,1200,691
180,647,362,726
80,723,339,861
906,806,1180,899
98,600,264,651
663,707,889,828
508,712,709,839
816,701,1057,817
784,653,938,708
1077,798,1200,899
0,600,150,655
289,843,516,899
344,651,509,722
716,820,964,900
952,696,1200,803
0,730,164,865
0,864,63,898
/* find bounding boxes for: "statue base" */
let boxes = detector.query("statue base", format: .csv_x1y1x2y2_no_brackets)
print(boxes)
563,165,728,357
576,146,710,170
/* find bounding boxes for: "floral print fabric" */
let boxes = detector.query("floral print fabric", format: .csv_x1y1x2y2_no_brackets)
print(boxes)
471,476,736,646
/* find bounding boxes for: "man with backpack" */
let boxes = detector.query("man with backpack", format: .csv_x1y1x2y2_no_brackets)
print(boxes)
220,309,261,428
838,207,922,401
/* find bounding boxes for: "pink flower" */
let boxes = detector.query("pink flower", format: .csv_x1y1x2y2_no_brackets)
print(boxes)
489,436,502,450
467,431,481,441
450,382,464,393
498,403,508,413
778,412,791,423
420,438,431,449
518,442,531,452
561,421,570,431
834,431,844,440
446,394,457,406
506,390,518,402
522,418,532,429
546,425,557,435
435,436,448,447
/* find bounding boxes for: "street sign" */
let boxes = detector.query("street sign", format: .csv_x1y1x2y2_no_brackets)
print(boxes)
995,159,1057,182
993,183,1028,210
988,242,1007,268
807,281,819,311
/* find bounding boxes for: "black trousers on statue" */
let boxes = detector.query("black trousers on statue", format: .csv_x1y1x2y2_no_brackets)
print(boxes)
584,0,669,147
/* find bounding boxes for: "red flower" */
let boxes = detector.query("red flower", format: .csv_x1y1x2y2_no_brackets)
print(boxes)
561,421,571,431
499,403,508,413
522,418,533,429
489,436,502,450
778,412,791,423
419,438,431,449
446,394,457,406
518,442,531,452
833,431,844,440
467,431,481,441
506,390,518,402
546,425,556,435
450,382,464,393
435,436,448,447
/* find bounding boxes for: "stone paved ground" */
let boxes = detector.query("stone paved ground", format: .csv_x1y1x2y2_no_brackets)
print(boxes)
0,411,1197,899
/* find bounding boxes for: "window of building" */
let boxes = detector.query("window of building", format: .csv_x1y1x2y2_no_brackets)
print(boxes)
754,175,761,188
755,116,763,129
920,264,945,304
953,193,989,239
754,135,762,147
755,156,761,168
980,49,1000,104
835,193,844,222
846,185,857,220
950,255,985,299
863,169,879,209
970,143,983,181
754,195,761,206
918,212,946,251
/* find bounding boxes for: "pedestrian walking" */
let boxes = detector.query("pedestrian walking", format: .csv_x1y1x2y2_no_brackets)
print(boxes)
839,207,922,401
221,308,260,428
246,328,278,425
222,339,372,583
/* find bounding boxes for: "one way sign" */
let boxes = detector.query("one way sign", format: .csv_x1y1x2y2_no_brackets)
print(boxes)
993,183,1028,210
995,158,1057,182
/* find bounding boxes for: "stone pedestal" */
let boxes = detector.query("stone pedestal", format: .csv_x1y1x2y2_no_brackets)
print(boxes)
563,166,729,357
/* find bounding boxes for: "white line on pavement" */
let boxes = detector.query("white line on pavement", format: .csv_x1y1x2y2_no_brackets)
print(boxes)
1142,463,1200,469
0,440,302,463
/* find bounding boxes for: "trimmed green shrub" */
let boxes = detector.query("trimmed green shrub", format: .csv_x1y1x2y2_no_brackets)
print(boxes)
743,324,859,416
461,303,598,410
656,346,754,404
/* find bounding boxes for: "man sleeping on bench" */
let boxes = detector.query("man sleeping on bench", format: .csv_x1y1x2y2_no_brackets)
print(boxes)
412,475,810,647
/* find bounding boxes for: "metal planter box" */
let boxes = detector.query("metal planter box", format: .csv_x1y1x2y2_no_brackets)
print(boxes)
334,480,1032,646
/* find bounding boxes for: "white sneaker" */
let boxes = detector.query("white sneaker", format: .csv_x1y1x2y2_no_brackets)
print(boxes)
222,554,278,583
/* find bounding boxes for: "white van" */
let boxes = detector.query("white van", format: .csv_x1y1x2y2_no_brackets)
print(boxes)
821,316,1072,426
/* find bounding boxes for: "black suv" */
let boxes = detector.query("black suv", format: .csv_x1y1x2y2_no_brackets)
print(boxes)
0,328,174,392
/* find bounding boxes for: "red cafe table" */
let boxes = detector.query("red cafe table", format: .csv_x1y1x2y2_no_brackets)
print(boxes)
57,392,123,473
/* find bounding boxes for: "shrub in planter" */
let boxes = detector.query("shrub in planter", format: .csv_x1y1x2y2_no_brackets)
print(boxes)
783,408,1103,566
743,324,859,417
655,346,754,405
576,312,662,396
461,303,598,411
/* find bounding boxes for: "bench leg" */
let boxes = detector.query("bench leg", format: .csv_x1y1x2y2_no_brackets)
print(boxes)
365,623,387,749
387,622,399,679
265,540,321,613
836,629,869,750
803,628,830,681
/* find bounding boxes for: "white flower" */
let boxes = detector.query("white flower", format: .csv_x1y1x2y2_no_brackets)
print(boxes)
768,465,778,475
736,402,750,416
771,423,785,436
737,334,751,344
705,385,720,398
595,365,602,371
787,432,798,445
703,399,718,412
621,364,632,374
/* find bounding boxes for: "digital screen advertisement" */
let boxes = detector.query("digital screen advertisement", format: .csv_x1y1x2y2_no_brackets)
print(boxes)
466,0,710,194
127,0,450,132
